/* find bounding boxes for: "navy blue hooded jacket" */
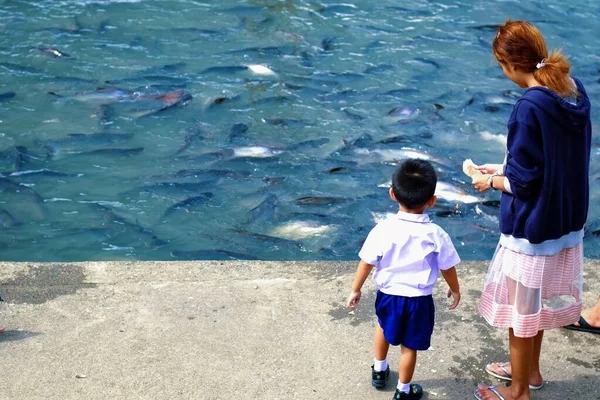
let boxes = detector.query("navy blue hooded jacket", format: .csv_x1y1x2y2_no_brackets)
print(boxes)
499,77,592,255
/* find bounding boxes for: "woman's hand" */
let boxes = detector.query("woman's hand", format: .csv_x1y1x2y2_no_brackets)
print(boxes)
474,164,502,175
473,174,492,193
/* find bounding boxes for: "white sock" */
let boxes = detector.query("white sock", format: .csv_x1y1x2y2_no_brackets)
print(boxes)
397,382,411,394
373,358,388,372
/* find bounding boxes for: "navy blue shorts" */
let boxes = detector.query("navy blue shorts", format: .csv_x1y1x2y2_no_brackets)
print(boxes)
375,291,435,350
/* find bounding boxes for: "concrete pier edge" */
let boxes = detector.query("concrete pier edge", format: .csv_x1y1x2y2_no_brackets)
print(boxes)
1,260,599,400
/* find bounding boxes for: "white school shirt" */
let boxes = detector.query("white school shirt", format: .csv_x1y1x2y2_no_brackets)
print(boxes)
359,211,460,297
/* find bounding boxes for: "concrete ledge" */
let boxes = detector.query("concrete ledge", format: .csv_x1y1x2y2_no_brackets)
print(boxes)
1,261,599,399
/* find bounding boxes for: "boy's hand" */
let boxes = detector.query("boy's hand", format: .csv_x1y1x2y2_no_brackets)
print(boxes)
447,289,460,310
347,290,362,310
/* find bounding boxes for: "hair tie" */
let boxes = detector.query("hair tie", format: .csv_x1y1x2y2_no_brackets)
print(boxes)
536,58,546,69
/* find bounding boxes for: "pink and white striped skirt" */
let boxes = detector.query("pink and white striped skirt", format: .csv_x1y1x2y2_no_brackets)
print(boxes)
478,243,583,338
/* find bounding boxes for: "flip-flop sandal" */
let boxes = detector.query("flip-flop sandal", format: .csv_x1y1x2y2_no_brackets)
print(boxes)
565,316,600,335
485,362,544,390
473,385,505,400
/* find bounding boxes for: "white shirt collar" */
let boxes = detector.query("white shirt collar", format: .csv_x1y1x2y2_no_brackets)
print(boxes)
396,210,431,223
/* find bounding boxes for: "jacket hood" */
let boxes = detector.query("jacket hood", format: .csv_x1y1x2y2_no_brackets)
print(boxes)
519,77,591,133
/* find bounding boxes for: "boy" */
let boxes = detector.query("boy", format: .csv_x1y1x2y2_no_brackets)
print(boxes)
346,158,461,400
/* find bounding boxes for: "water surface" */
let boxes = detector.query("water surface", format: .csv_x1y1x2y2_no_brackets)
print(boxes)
0,0,599,261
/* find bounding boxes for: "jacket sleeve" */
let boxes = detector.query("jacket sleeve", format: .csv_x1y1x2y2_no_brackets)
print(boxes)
504,119,544,201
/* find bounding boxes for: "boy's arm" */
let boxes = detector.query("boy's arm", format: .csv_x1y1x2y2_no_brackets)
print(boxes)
440,266,460,310
346,260,374,310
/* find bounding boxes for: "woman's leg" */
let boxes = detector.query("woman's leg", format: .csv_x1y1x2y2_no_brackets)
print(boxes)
476,328,533,400
508,328,533,398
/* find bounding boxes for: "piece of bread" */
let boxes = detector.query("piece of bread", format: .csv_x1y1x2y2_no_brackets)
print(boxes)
462,159,482,178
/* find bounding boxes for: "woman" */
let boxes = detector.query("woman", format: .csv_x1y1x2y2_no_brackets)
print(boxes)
471,20,592,400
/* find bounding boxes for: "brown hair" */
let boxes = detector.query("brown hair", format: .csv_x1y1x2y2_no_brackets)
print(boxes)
493,20,577,97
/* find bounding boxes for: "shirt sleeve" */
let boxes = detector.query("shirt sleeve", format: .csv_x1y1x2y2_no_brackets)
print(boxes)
435,229,461,270
503,177,513,194
504,119,544,201
358,225,383,265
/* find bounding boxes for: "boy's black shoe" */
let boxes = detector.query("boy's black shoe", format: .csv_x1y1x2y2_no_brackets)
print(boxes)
392,384,423,400
371,365,390,388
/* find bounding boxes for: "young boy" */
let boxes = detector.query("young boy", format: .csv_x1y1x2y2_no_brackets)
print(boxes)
346,158,461,400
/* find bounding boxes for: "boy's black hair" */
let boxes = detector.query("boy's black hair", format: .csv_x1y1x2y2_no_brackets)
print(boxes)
391,158,437,210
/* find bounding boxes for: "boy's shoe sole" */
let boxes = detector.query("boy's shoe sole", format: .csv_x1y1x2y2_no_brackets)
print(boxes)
371,365,390,388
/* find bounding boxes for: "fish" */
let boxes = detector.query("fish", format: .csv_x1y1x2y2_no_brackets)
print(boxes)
342,108,366,121
247,194,277,222
76,147,144,157
318,4,358,15
364,64,394,74
201,64,276,76
164,193,213,216
0,208,18,228
172,169,250,181
184,146,284,162
131,182,215,197
285,138,330,152
138,62,188,75
8,169,72,179
387,107,421,121
0,145,36,172
111,90,193,119
480,131,507,146
411,57,440,69
44,133,135,158
466,24,500,32
51,76,97,85
296,196,346,205
250,96,293,106
262,118,311,128
38,46,71,58
435,182,480,204
270,220,337,240
105,76,188,87
89,203,167,248
0,177,47,221
352,147,443,165
174,122,211,155
0,92,16,102
0,62,44,75
321,36,336,51
224,45,294,57
227,123,249,143
465,91,519,109
227,229,303,251
203,94,242,109
48,87,134,105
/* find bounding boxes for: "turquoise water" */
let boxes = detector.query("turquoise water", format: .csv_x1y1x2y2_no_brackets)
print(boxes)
0,0,599,261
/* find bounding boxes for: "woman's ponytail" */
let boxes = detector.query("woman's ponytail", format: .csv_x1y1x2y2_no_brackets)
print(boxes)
534,50,577,97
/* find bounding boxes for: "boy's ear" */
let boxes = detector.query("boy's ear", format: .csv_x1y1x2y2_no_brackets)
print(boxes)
389,187,397,201
428,195,437,208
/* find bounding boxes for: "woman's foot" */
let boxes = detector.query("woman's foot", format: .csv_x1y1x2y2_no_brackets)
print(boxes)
574,306,600,328
474,384,529,400
485,362,543,389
